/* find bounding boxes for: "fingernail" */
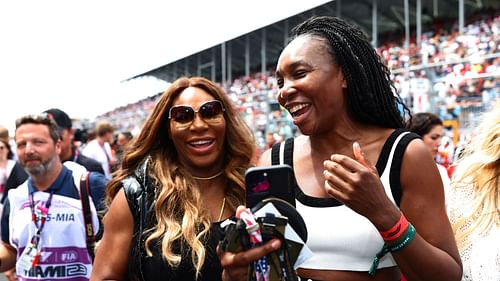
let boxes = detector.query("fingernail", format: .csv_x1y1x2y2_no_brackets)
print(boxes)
271,239,281,249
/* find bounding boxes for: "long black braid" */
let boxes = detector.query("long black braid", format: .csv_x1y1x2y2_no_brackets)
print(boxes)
291,16,411,128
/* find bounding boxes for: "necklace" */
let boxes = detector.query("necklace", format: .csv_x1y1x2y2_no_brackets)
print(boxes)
192,170,224,180
217,197,226,221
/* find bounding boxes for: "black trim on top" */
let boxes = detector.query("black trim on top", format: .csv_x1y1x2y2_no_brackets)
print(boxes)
389,132,421,207
283,138,294,167
271,130,416,208
271,142,281,165
375,128,408,176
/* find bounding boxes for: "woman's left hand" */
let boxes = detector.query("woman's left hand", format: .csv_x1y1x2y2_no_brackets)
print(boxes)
323,142,397,221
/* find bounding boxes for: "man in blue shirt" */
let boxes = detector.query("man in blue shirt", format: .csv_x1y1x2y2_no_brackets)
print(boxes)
0,114,106,280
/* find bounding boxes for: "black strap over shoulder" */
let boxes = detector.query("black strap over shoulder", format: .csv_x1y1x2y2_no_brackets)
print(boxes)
271,138,294,166
389,131,421,207
79,172,96,261
271,142,280,165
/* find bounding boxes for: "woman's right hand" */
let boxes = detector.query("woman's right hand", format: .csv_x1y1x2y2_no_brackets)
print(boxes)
219,239,281,281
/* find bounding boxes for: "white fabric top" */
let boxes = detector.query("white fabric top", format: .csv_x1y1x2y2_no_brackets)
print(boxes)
82,139,112,179
446,182,500,281
437,163,451,196
295,132,411,271
8,172,99,280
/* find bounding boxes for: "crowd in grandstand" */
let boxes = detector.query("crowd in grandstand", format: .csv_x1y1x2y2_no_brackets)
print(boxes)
0,11,498,281
94,14,498,169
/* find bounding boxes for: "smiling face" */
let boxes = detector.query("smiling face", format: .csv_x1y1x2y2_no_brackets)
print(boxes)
276,35,347,135
168,86,227,176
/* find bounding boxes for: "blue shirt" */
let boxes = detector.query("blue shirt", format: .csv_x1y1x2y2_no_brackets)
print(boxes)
1,165,107,243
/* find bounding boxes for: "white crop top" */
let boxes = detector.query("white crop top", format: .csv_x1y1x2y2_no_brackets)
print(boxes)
271,129,419,272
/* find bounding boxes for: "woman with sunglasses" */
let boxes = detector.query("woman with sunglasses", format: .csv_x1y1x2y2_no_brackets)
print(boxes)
220,16,462,281
90,76,255,281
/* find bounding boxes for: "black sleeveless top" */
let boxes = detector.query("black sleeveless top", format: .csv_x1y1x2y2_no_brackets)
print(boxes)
122,160,224,281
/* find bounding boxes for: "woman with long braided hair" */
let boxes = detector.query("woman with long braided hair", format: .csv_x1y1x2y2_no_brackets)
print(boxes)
220,16,462,281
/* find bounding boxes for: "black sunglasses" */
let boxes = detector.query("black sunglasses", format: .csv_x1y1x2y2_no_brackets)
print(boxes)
168,100,225,129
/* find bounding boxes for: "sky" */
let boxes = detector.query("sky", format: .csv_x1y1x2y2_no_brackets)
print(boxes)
0,0,331,133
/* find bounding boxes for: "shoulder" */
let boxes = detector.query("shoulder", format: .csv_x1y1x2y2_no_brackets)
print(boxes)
82,140,98,152
88,172,108,187
121,176,143,199
7,162,28,183
257,148,272,166
403,138,435,164
7,181,29,197
399,137,445,206
77,154,105,174
257,137,299,166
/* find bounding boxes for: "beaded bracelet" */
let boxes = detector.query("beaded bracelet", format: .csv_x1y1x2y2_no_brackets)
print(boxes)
380,212,410,241
368,224,416,276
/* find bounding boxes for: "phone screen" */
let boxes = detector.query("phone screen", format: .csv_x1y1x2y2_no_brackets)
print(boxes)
245,164,295,208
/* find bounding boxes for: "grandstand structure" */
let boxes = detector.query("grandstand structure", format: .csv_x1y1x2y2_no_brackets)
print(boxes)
98,0,499,149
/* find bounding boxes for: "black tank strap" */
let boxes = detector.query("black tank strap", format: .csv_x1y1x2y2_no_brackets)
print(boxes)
390,132,421,207
271,138,294,166
271,142,281,165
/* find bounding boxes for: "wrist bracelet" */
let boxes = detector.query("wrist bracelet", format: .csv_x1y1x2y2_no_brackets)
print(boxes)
369,223,416,276
380,212,409,241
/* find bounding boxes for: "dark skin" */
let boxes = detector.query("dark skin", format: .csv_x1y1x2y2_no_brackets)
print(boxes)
91,88,231,281
219,35,462,281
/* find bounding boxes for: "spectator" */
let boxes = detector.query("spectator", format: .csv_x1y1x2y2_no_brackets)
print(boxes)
220,16,462,281
114,131,133,167
44,108,105,175
447,101,499,281
91,77,255,280
82,121,117,179
0,114,107,280
0,138,28,204
0,127,17,161
407,112,451,193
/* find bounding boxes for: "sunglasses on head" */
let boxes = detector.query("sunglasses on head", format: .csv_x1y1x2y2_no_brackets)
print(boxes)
15,113,53,128
168,100,225,129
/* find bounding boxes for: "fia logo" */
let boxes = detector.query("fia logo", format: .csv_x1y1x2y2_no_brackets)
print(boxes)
61,251,78,262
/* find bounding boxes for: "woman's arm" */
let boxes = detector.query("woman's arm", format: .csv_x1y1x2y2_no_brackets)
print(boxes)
90,189,133,281
324,141,462,281
393,140,462,281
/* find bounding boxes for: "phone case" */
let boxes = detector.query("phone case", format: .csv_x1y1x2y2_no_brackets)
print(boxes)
245,164,295,208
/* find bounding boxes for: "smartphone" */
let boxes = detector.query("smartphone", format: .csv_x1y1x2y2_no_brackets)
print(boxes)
245,164,295,208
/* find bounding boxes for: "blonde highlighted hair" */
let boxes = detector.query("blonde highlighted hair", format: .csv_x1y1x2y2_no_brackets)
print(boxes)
106,77,255,278
450,101,499,251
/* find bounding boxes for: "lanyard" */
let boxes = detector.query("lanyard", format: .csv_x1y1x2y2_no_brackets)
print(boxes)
100,143,112,174
72,148,79,162
29,191,55,236
27,168,69,240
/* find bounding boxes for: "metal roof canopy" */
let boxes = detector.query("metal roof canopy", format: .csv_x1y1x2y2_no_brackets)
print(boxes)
134,0,499,84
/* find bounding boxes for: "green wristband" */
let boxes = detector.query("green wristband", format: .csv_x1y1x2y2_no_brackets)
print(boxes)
388,224,416,252
368,223,416,276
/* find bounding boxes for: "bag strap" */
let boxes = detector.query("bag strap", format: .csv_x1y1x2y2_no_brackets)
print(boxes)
79,172,96,261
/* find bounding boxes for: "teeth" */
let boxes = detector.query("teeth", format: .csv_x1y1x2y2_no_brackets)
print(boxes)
288,104,308,114
190,140,212,145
